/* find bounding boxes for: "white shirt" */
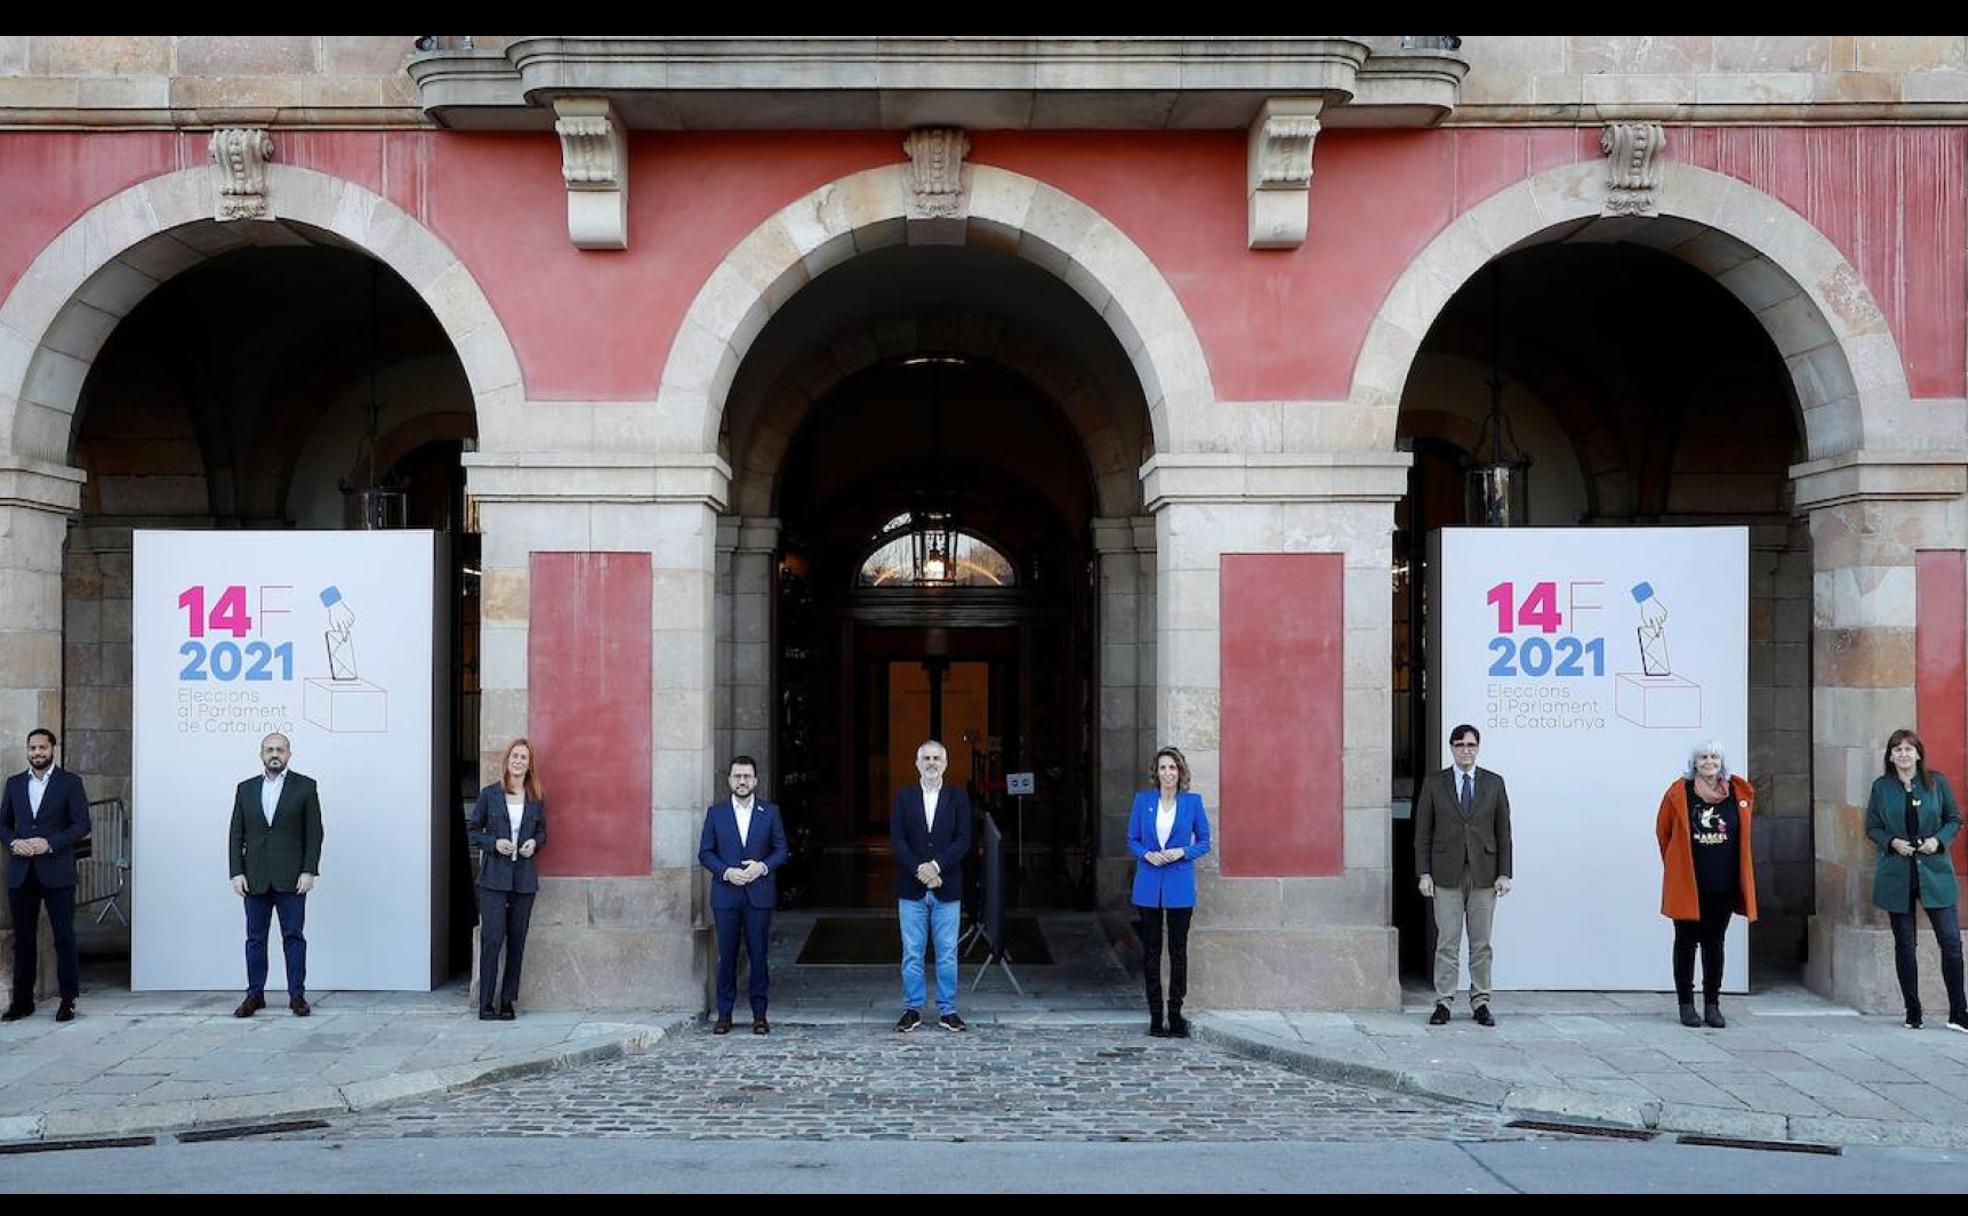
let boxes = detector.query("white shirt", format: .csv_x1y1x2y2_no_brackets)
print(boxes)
732,796,755,848
27,765,52,820
1155,797,1178,850
921,783,942,833
505,793,525,844
261,771,286,826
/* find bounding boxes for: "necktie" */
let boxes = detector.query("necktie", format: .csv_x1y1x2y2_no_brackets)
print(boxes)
1460,772,1473,814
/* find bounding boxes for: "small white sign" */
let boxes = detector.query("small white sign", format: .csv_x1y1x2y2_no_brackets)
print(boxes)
1006,772,1036,796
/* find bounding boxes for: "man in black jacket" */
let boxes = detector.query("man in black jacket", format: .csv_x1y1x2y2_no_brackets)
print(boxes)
227,733,324,1017
891,739,972,1033
1,729,91,1022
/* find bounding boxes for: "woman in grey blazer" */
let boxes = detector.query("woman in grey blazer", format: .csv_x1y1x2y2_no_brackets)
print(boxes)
467,738,547,1021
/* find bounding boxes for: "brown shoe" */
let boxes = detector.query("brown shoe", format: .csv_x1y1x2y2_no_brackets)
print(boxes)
289,995,311,1017
752,1015,770,1035
234,993,265,1019
712,1013,733,1035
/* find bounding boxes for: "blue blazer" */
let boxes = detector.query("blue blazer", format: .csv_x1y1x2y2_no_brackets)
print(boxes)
891,784,972,902
0,768,91,890
699,799,789,911
467,784,547,894
1128,790,1212,908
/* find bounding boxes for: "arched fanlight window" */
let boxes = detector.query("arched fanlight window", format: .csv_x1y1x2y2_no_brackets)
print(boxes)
858,512,1016,587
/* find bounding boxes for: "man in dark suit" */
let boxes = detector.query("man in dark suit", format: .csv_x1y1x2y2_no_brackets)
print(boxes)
697,755,790,1035
1415,723,1514,1026
891,739,972,1033
1,729,91,1022
227,732,324,1017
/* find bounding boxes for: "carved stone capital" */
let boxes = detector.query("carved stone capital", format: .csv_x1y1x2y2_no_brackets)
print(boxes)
902,127,970,221
208,128,275,222
1602,122,1666,217
1247,98,1323,249
553,98,628,250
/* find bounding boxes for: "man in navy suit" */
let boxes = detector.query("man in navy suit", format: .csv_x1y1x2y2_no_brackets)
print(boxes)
698,755,789,1035
891,739,972,1033
1,729,91,1022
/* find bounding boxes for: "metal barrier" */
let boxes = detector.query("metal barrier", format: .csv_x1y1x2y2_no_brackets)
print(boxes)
76,797,130,927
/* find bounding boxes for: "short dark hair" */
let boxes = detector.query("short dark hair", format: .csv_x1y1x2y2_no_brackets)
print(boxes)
1449,724,1480,746
26,728,55,748
729,755,758,775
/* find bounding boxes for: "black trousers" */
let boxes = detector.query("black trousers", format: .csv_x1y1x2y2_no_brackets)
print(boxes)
1672,889,1736,1004
477,886,537,1011
1889,903,1967,1017
1138,905,1192,1013
8,873,77,1004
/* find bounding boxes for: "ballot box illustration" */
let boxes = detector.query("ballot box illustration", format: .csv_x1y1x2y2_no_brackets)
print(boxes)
303,584,388,732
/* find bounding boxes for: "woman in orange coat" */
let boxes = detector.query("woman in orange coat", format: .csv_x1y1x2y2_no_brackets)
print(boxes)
1656,740,1757,1029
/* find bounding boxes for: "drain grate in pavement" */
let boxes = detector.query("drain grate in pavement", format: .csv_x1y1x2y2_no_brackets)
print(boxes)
1505,1119,1658,1141
176,1120,332,1143
0,1135,154,1154
1675,1134,1841,1156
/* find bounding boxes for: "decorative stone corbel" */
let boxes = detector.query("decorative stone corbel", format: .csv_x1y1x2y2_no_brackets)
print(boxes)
1602,122,1666,217
554,98,628,250
209,128,275,222
1247,98,1323,250
901,127,970,244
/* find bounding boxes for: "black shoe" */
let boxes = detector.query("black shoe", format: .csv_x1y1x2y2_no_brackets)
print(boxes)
1,1002,32,1022
1947,1011,1968,1035
1905,1008,1924,1030
479,1008,499,1021
939,1013,968,1032
712,1013,733,1035
1148,1014,1166,1038
233,993,264,1019
1473,1004,1495,1027
752,1015,770,1035
1703,1002,1726,1029
1166,1007,1189,1038
1680,1003,1702,1027
1428,1003,1451,1026
498,1004,516,1022
896,1009,922,1033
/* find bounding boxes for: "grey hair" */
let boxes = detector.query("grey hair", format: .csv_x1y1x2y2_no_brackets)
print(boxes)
1684,739,1731,784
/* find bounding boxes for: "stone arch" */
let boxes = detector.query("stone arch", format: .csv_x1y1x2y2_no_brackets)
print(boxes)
728,307,1144,519
0,163,523,467
657,163,1214,460
1354,158,1903,462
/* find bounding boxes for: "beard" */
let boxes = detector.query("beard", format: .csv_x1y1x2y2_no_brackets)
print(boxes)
27,755,51,771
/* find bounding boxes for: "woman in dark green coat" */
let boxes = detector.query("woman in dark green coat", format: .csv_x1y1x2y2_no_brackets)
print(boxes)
1865,729,1966,1031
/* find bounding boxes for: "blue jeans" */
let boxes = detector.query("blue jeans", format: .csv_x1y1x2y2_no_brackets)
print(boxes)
898,893,961,1015
244,890,307,998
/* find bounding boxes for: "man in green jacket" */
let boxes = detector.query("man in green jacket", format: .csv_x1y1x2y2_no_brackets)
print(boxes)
227,733,323,1017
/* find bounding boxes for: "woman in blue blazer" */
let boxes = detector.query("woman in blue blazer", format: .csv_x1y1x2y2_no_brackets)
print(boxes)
467,738,548,1021
1128,746,1212,1037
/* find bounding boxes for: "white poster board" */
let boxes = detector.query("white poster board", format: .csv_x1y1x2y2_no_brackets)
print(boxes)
1430,527,1749,992
133,531,437,990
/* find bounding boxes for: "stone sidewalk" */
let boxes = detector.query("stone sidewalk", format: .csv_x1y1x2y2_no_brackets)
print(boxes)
0,985,690,1143
1196,986,1968,1150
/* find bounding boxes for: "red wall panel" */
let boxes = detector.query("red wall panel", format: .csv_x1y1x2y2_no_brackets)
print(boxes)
527,552,652,876
1219,553,1345,877
1915,550,1968,876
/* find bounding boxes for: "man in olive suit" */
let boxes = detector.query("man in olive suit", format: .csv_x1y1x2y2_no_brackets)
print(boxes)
227,733,323,1017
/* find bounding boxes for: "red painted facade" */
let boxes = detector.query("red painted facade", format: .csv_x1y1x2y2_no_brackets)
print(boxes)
1915,550,1968,876
3,126,1961,407
526,552,653,877
1217,553,1345,878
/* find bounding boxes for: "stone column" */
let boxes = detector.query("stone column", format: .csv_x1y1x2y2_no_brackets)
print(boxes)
0,459,85,992
1092,516,1156,909
1142,452,1408,1009
730,517,778,781
464,451,728,1008
1794,455,1968,1012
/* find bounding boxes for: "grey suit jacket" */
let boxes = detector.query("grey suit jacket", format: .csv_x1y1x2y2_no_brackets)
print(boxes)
1414,765,1513,888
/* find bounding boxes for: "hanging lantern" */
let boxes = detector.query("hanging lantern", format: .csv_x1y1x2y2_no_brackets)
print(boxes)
1463,263,1532,527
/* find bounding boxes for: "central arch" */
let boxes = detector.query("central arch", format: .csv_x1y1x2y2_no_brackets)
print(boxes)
655,163,1215,460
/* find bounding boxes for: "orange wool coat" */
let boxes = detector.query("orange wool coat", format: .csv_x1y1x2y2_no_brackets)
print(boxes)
1655,775,1759,922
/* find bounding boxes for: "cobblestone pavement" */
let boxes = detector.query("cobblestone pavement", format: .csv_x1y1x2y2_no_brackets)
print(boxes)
299,1025,1531,1142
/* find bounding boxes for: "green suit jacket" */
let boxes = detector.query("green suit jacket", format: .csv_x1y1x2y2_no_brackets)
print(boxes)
228,771,324,894
1866,772,1960,912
